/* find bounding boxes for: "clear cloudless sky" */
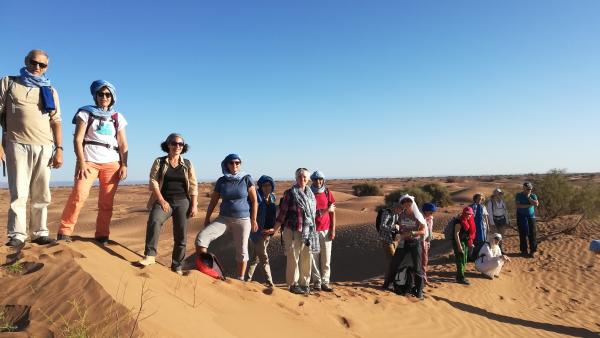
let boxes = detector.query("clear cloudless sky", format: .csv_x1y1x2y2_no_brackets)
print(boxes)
1,0,599,183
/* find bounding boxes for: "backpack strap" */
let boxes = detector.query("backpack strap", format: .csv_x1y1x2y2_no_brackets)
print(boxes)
1,76,18,131
82,112,120,152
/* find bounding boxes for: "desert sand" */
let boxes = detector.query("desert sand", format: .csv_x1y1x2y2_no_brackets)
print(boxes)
0,177,599,337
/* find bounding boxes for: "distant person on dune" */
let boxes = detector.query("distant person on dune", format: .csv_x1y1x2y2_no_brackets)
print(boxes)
453,207,476,285
382,195,427,300
1,49,63,247
474,233,510,279
470,193,490,248
137,133,198,275
515,182,539,258
196,154,258,280
487,188,510,238
57,80,128,246
309,170,336,292
265,168,319,295
421,202,437,286
246,175,277,287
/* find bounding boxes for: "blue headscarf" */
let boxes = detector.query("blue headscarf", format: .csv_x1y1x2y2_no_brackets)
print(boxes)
251,175,277,243
257,175,275,199
19,67,55,113
310,170,326,194
221,154,247,181
73,80,117,123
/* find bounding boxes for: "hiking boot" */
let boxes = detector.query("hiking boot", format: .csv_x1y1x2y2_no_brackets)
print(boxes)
289,285,305,295
57,234,72,242
32,236,56,245
95,237,109,246
321,284,334,292
5,238,24,248
265,280,274,288
311,283,321,292
415,291,424,300
138,256,156,266
300,286,311,295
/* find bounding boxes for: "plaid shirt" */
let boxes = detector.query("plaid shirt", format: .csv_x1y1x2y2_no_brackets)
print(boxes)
378,209,398,244
276,189,304,232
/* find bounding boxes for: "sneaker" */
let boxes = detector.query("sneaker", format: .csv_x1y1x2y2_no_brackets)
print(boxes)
138,256,156,266
172,267,183,275
57,234,72,242
32,236,56,245
96,237,109,246
289,285,305,295
5,238,24,248
321,284,334,292
300,286,311,295
457,278,470,285
311,283,321,292
266,280,274,288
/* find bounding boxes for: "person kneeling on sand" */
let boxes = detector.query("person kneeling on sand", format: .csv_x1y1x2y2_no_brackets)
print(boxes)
264,168,319,295
453,207,476,285
195,154,258,280
309,170,336,292
138,134,198,275
474,233,510,279
246,175,277,287
382,195,427,300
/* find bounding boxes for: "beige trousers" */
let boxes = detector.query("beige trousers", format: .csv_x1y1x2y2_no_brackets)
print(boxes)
283,227,312,287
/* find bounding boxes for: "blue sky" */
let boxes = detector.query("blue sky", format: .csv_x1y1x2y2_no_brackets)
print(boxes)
1,0,598,183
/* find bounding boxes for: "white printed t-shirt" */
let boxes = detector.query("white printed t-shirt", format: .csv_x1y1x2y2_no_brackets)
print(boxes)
76,110,127,163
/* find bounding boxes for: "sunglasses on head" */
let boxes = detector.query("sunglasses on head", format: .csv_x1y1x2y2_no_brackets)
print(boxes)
96,92,112,98
29,59,48,69
170,141,184,147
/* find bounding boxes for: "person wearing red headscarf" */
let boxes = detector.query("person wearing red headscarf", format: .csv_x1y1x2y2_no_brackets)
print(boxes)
454,207,475,285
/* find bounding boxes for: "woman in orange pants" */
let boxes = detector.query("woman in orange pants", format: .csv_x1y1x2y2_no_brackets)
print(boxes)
57,80,128,245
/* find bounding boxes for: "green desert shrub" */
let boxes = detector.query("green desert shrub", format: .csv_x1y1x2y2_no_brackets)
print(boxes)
421,183,452,207
384,188,432,208
352,183,383,197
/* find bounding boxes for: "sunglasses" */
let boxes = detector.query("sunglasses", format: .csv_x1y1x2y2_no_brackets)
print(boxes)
29,59,48,69
170,141,185,147
96,92,112,98
229,161,241,166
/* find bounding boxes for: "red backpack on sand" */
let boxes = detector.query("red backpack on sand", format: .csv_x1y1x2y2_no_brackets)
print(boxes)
195,253,226,280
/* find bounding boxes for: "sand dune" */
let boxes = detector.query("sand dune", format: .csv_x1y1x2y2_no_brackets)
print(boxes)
1,179,599,337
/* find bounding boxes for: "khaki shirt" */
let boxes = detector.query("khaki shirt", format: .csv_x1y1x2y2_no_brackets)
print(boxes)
0,76,61,145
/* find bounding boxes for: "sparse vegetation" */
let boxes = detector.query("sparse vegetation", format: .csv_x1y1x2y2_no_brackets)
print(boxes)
0,311,17,333
421,183,452,207
352,183,383,197
384,188,432,208
5,262,23,275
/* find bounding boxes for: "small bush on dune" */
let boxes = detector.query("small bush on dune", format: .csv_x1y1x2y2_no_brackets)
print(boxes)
421,183,452,207
384,188,432,208
352,183,383,197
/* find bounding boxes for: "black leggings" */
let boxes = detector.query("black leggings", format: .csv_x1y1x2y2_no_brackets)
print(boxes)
383,240,423,291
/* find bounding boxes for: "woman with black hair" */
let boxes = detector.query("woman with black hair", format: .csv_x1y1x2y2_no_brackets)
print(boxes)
138,133,198,274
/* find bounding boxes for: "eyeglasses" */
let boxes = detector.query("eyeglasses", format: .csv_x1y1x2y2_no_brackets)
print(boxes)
96,92,112,98
229,161,241,166
170,141,185,147
29,59,48,69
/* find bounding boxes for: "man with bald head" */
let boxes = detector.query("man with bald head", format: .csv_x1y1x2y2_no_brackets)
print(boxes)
0,49,63,247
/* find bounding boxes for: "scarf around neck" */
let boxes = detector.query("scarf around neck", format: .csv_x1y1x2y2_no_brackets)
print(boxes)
19,67,55,112
291,185,319,253
221,154,247,181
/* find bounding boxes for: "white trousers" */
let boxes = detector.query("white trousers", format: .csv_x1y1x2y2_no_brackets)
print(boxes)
311,230,332,285
5,142,53,242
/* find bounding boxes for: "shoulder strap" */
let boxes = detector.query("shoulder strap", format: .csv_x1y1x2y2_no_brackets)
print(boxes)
157,156,168,180
111,113,119,139
1,77,18,130
324,188,332,205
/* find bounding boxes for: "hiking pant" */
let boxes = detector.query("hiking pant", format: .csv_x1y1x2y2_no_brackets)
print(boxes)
311,230,332,285
421,240,430,284
453,240,468,281
517,214,537,254
58,161,120,238
5,142,53,242
283,227,311,288
383,240,423,293
247,235,273,284
196,216,251,262
144,198,189,269
475,256,505,278
382,239,399,275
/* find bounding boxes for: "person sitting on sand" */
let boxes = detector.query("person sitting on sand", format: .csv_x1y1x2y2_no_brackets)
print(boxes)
421,202,436,286
470,193,490,248
515,182,539,258
264,168,319,295
475,233,510,279
309,170,336,292
382,195,427,300
487,188,510,237
195,154,258,280
453,207,476,285
138,133,198,275
246,175,277,287
57,80,128,245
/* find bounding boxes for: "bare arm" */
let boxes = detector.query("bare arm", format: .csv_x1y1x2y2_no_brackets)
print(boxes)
454,223,463,253
204,191,221,226
116,128,128,180
73,119,90,179
248,185,259,232
50,120,63,168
